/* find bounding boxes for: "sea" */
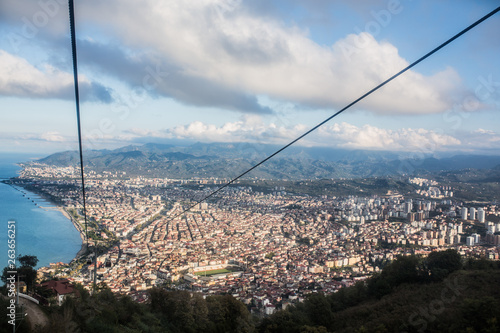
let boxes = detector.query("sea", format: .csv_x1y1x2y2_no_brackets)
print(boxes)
0,153,82,270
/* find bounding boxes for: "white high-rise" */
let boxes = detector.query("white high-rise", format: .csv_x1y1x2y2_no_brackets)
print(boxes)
470,207,476,220
461,207,468,220
478,208,486,223
472,233,480,244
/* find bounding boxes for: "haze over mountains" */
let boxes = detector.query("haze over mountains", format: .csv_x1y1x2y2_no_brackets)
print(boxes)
34,142,500,180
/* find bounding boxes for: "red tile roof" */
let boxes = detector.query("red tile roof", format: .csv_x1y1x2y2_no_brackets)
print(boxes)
40,279,76,296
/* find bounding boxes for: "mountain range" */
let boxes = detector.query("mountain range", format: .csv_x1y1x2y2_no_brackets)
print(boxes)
33,142,500,180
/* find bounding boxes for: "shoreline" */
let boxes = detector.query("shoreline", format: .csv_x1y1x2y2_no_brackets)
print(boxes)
56,206,88,260
38,205,88,261
7,180,88,264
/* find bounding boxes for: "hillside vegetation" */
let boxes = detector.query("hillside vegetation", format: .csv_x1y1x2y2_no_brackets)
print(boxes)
31,142,500,181
3,251,500,333
259,253,500,333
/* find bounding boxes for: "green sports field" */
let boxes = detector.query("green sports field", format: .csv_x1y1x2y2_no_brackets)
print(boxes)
194,268,232,276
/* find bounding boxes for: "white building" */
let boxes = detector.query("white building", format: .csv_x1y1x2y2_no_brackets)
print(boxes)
478,208,486,223
470,207,476,221
461,207,468,220
472,233,481,244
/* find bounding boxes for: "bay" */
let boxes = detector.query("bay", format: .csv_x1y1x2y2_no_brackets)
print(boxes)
0,153,82,270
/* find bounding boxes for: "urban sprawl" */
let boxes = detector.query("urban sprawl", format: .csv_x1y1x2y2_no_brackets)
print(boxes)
11,163,500,315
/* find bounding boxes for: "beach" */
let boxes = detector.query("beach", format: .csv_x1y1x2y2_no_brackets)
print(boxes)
0,180,82,269
0,157,83,270
37,205,88,261
56,207,88,259
8,180,87,265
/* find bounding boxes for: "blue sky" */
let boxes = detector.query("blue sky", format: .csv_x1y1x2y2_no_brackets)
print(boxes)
0,0,499,155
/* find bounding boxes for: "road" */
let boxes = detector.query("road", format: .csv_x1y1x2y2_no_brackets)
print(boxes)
18,297,48,331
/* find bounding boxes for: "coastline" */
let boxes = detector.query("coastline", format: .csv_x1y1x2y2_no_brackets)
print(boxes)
56,207,88,260
8,180,88,264
36,205,88,261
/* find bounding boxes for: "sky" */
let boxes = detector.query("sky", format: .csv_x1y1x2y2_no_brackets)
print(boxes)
0,0,499,156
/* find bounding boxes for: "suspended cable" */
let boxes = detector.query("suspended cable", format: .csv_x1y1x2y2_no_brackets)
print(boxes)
68,0,96,288
170,5,500,221
68,0,88,245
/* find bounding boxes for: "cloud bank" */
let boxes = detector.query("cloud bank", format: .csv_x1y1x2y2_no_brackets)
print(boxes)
76,0,462,114
121,118,470,152
0,50,112,102
1,0,467,114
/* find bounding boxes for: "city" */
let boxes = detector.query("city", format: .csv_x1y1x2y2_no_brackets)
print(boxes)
10,163,500,315
1,1,499,331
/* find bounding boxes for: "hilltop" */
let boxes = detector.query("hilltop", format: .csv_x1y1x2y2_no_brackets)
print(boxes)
31,142,500,181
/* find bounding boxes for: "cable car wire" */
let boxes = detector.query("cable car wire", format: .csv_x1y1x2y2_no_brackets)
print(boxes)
169,5,500,221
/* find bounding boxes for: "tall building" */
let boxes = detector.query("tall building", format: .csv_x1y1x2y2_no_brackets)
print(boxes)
472,233,480,244
478,208,486,223
404,201,412,214
416,211,424,221
466,236,474,246
469,207,476,220
461,207,468,220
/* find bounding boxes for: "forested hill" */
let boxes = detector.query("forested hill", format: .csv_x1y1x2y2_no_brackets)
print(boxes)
259,252,500,333
32,142,500,180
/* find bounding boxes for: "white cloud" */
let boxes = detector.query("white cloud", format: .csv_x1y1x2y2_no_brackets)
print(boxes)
0,49,74,98
465,128,500,147
0,0,470,114
73,0,463,114
316,123,461,151
124,115,299,144
40,131,65,142
164,116,319,146
0,49,113,102
8,118,500,153
475,128,496,135
124,117,463,152
8,131,71,143
0,131,78,153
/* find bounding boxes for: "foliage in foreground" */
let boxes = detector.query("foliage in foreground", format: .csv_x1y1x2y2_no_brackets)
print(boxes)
4,250,500,333
259,252,500,333
1,255,39,291
39,285,254,333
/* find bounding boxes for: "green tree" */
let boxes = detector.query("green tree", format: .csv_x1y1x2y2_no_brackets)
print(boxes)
299,325,328,333
367,274,392,299
259,310,302,333
463,257,497,270
1,255,39,291
207,294,253,333
426,249,462,281
61,285,164,333
460,297,500,333
380,255,425,286
303,294,333,328
18,255,39,268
